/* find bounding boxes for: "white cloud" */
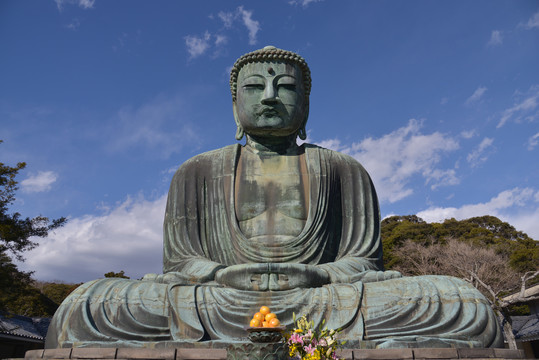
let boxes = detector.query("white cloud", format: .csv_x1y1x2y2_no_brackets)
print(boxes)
427,169,460,190
460,129,476,139
315,138,343,151
528,133,539,151
55,0,95,11
19,195,166,283
188,7,260,59
314,119,460,203
497,85,539,128
440,97,449,105
65,18,80,30
184,31,211,59
215,34,228,46
21,171,58,193
289,0,323,6
466,137,494,167
527,132,539,150
417,187,539,239
218,11,235,28
522,11,539,29
237,6,260,45
487,30,503,46
78,0,94,8
108,94,199,158
465,86,487,105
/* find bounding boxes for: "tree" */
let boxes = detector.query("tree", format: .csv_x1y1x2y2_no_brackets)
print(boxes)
104,270,130,279
392,239,538,349
0,140,67,314
382,215,538,273
382,215,539,349
0,251,58,316
1,142,67,261
33,281,82,306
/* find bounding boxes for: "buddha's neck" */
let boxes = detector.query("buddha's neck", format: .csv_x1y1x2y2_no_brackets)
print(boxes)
245,135,299,155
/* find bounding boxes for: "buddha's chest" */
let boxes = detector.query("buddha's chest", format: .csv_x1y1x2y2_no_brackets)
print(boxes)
234,151,309,238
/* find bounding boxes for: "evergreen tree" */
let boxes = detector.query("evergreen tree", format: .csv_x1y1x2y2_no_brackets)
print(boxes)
381,215,539,349
0,140,67,315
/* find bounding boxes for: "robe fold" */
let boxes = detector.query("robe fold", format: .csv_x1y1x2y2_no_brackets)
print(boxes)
45,144,503,349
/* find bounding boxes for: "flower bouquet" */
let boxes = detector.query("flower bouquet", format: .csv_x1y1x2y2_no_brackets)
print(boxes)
284,314,345,360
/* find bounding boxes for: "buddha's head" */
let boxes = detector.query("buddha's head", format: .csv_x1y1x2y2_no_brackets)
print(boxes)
230,46,312,141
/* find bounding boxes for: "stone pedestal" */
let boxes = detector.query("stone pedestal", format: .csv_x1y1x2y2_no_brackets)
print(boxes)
226,343,286,360
24,347,527,360
226,327,286,360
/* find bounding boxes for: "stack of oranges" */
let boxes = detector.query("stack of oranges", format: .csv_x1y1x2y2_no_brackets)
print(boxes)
249,306,281,328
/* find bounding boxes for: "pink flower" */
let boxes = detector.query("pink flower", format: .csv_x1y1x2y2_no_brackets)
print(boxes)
304,344,316,356
289,333,304,345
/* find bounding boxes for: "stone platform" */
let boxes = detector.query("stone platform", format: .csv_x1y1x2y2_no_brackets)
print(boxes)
23,347,528,360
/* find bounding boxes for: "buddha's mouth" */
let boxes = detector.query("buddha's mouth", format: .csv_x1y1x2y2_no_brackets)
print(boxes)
257,107,282,117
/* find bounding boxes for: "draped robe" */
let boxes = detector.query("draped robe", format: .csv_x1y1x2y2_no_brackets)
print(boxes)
45,144,503,349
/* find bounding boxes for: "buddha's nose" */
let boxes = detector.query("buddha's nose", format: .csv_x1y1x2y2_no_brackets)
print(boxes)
261,84,279,104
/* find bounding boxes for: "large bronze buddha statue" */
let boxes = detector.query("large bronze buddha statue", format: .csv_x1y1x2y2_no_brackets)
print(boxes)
46,46,502,349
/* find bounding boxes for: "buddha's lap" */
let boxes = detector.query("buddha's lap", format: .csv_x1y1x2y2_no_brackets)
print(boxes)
48,274,501,346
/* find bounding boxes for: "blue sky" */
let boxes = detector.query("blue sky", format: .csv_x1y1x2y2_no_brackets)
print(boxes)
1,0,538,283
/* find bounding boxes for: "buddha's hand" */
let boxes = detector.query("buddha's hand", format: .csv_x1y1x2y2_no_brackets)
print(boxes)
215,263,330,291
215,263,268,290
268,263,331,290
358,270,402,283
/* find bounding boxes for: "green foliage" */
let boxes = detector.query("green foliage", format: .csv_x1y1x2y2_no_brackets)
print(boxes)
382,215,538,318
381,215,434,269
0,251,58,316
39,282,81,306
1,141,67,261
0,140,68,316
506,304,530,316
104,270,130,279
381,215,538,274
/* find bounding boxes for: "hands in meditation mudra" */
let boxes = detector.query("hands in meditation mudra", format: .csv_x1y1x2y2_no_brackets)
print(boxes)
46,46,502,349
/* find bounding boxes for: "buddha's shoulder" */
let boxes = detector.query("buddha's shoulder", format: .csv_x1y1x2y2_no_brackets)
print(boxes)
173,144,238,174
304,143,369,173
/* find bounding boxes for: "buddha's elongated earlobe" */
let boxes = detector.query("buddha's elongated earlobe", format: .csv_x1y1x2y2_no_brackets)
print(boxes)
298,126,307,140
233,102,244,140
297,101,309,140
235,125,244,140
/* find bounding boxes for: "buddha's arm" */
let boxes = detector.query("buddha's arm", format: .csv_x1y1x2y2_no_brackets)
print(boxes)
160,156,228,284
313,150,401,284
317,260,401,283
316,257,401,283
162,215,226,283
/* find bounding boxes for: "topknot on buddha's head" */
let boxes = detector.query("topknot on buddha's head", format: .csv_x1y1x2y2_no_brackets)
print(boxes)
229,46,312,101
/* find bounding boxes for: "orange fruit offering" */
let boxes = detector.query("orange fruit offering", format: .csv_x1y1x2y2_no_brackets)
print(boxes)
250,306,280,328
265,313,277,322
253,312,265,322
259,306,270,315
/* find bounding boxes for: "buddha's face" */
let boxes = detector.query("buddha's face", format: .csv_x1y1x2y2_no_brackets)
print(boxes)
234,61,307,139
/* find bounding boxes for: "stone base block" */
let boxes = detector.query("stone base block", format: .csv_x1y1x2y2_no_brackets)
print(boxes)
226,342,286,360
24,347,527,360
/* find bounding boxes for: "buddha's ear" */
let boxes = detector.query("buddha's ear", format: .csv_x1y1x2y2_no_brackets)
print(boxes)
298,101,309,141
232,102,244,140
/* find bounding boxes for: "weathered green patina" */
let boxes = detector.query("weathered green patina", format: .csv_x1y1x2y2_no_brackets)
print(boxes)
45,46,503,349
